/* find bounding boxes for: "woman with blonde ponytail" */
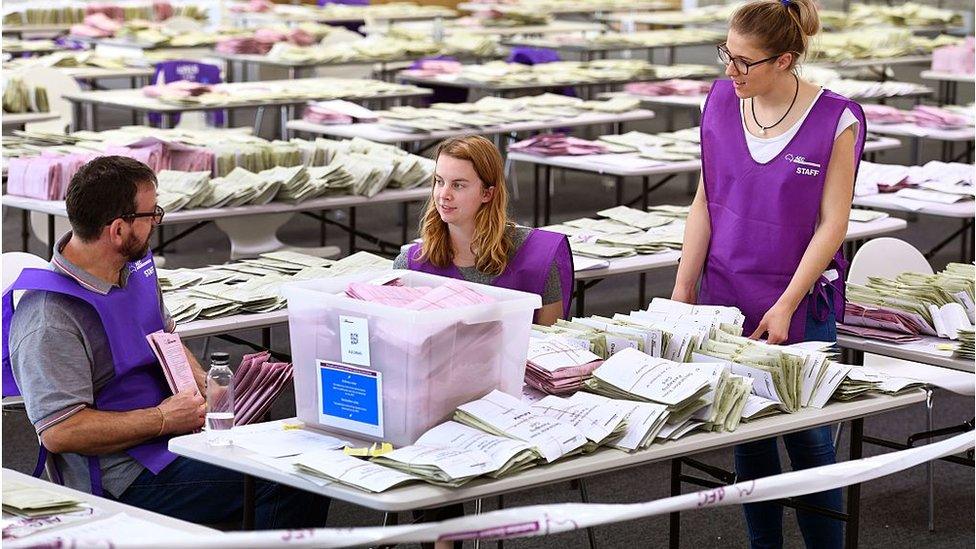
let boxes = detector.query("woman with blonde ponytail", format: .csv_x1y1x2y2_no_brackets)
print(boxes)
394,135,573,326
671,0,866,547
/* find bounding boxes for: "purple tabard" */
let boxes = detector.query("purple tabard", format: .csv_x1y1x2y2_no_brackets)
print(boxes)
698,79,866,343
407,228,575,320
2,251,178,493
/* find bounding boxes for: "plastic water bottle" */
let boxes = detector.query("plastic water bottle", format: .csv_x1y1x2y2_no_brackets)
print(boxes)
205,352,235,446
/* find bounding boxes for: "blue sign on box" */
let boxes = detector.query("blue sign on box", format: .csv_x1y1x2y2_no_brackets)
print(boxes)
316,360,384,437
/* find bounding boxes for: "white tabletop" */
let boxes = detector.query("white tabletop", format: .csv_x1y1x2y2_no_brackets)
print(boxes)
611,87,931,108
507,136,902,177
169,391,925,512
866,122,975,142
389,20,606,37
62,78,432,113
813,55,934,70
1,112,59,128
837,335,973,372
287,109,657,144
458,1,668,15
396,72,659,94
853,193,975,219
1,24,72,34
171,217,904,339
1,187,431,224
58,66,155,81
1,468,216,536
919,70,976,84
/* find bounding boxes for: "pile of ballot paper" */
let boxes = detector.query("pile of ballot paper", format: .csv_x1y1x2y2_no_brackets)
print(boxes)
863,104,973,129
955,329,975,359
810,29,961,63
233,351,295,426
931,37,975,75
3,51,145,72
840,263,976,342
345,279,496,310
596,126,702,161
2,479,87,518
265,31,501,64
508,133,611,156
820,2,962,30
141,77,427,108
623,4,739,26
161,251,393,324
542,205,685,258
854,160,974,203
2,78,49,115
403,59,717,88
0,39,59,54
361,93,643,134
514,28,726,49
3,2,206,25
622,79,712,97
524,337,604,394
832,366,927,400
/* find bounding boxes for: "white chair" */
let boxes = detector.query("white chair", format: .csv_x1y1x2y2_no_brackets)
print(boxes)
213,213,341,260
1,252,47,409
13,67,82,134
846,237,945,533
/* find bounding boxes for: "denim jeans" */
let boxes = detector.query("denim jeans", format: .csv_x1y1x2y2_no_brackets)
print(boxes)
734,297,843,549
115,457,331,529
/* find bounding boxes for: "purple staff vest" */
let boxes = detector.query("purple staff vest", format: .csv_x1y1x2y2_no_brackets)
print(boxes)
407,228,575,320
698,80,866,344
1,251,178,495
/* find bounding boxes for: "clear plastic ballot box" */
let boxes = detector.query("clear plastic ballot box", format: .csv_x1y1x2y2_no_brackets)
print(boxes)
284,270,541,447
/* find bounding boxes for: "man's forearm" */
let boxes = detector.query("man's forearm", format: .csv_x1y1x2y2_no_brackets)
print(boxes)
41,407,163,455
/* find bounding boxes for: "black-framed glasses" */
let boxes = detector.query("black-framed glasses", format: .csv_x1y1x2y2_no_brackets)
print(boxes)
118,205,165,225
717,43,784,75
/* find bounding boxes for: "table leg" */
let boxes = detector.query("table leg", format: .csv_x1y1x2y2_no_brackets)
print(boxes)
130,78,139,125
575,280,585,317
262,327,271,349
639,273,647,306
642,176,650,210
21,210,29,252
926,389,935,532
544,165,553,226
242,474,256,530
279,106,289,139
844,418,864,549
533,164,541,227
400,202,409,244
72,101,83,132
348,207,357,253
614,175,623,206
668,459,681,549
46,215,55,259
253,106,265,136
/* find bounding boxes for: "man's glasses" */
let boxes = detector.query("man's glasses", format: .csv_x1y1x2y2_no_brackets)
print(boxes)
716,43,786,75
118,205,165,225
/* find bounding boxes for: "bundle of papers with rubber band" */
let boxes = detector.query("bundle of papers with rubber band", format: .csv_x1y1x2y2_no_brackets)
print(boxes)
523,337,604,394
839,263,975,342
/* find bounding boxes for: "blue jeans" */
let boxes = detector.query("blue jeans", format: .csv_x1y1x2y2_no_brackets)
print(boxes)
115,457,331,529
734,298,843,549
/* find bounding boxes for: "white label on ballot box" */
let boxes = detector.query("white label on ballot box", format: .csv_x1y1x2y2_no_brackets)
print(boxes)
339,315,371,366
316,360,384,438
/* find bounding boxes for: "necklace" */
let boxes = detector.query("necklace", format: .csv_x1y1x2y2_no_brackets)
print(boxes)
750,73,799,136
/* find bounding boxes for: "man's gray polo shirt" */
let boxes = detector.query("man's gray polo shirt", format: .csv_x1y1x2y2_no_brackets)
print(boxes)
8,232,174,497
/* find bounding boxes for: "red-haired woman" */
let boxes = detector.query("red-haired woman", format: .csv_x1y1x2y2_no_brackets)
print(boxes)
395,135,573,326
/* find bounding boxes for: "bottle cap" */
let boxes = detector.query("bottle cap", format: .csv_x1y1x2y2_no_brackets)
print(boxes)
210,352,230,365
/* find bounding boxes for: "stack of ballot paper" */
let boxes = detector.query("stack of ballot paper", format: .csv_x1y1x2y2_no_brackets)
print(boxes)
2,480,86,517
833,366,926,400
955,328,975,359
563,392,669,451
527,392,629,451
233,351,295,426
584,348,714,428
524,337,604,394
454,390,588,463
160,251,392,324
412,421,539,478
516,28,726,49
371,445,507,487
265,31,501,65
840,262,975,341
345,279,495,310
295,449,420,492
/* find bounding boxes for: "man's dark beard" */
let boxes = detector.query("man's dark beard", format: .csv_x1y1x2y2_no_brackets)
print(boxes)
123,230,152,261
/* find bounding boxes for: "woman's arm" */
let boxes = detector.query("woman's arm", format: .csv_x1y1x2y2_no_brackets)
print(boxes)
750,126,857,343
536,301,563,326
671,176,711,304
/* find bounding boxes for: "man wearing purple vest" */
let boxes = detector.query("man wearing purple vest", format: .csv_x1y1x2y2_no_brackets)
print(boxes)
3,156,330,528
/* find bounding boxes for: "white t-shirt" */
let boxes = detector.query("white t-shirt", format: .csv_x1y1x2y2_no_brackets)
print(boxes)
738,89,859,163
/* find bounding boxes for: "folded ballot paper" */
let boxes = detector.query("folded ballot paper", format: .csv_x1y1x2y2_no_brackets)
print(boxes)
233,351,295,426
454,390,588,463
295,449,420,492
2,479,86,518
528,393,628,452
832,366,926,400
146,331,199,395
345,279,495,310
523,337,604,395
413,421,538,478
583,348,714,426
565,392,669,452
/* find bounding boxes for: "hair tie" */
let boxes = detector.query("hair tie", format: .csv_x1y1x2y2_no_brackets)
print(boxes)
781,0,792,5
